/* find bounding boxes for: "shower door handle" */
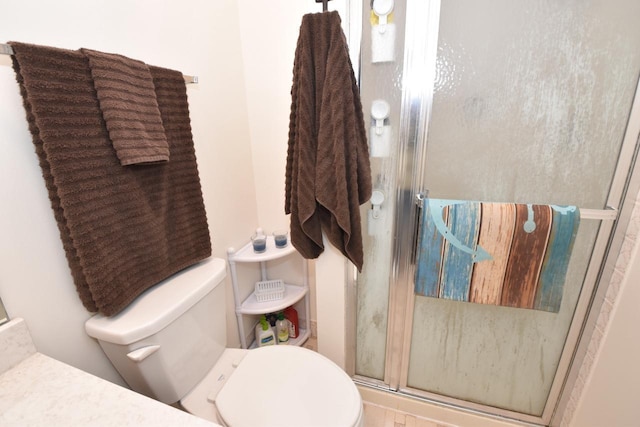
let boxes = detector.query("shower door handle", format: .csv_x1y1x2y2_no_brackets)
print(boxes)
411,192,427,264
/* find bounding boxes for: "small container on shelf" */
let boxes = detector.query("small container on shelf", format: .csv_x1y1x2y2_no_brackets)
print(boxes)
273,229,289,248
251,230,267,253
255,279,285,302
276,313,290,345
255,315,276,347
284,306,299,339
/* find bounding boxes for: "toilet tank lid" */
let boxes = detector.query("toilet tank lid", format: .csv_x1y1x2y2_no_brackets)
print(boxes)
85,257,226,345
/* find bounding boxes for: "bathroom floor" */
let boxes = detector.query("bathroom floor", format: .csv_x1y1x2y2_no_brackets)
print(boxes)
362,402,448,427
302,338,448,427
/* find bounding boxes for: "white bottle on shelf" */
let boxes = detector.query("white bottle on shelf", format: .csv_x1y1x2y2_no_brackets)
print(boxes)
255,316,276,347
276,313,290,345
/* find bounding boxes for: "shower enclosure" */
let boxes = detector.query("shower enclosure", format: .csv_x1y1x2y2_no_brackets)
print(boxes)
354,0,640,424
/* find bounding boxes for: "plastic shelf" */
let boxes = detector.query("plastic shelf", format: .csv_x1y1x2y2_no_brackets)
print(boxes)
228,236,296,263
238,284,308,315
228,229,309,349
248,328,310,349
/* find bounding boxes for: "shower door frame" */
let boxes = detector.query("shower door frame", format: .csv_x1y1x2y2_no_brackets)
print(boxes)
352,0,640,425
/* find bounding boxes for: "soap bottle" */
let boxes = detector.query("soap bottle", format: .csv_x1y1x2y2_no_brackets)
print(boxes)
266,312,278,338
255,315,276,347
284,306,299,339
276,312,290,345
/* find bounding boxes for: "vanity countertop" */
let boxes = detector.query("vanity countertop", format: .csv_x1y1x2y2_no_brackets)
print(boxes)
0,319,219,427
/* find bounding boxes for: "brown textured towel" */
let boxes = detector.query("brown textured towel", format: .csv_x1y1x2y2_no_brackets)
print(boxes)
10,42,211,316
285,12,372,271
80,48,169,166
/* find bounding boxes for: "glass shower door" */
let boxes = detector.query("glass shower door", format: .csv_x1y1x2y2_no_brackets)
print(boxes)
355,0,640,423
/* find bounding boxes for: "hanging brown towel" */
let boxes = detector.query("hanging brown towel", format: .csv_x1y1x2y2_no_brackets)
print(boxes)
9,42,211,316
285,11,372,271
81,48,170,166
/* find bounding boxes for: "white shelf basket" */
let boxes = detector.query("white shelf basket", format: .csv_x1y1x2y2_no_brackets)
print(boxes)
254,279,285,302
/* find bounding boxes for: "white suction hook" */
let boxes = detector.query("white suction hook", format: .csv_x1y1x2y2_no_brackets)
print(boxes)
370,190,385,219
372,0,394,33
371,100,390,136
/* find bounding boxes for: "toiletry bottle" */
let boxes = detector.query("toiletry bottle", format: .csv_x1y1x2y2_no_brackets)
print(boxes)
267,312,278,338
276,313,290,345
284,306,299,339
255,315,276,347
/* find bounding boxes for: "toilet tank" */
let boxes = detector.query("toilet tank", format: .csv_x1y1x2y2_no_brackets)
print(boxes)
85,257,227,404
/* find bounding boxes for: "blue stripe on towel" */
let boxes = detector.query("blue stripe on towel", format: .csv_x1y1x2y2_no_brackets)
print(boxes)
534,206,580,312
439,201,481,301
414,199,445,297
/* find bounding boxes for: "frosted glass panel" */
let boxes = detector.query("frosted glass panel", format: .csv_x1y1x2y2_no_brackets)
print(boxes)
425,0,640,207
408,0,640,415
355,0,408,380
409,222,597,414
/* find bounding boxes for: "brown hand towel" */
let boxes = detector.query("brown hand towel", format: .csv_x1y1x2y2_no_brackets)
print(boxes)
10,42,211,316
285,11,372,271
81,48,170,166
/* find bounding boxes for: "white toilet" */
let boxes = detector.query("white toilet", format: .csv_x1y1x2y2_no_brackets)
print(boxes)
85,257,363,427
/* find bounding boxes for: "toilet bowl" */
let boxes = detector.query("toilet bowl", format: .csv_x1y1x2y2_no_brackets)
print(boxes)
85,257,363,427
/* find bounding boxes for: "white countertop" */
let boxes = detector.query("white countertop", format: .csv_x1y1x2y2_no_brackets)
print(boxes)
0,319,219,427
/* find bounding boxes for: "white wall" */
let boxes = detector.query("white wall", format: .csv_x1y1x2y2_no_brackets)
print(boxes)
569,235,640,426
237,0,350,230
563,191,640,426
0,0,258,384
236,0,309,232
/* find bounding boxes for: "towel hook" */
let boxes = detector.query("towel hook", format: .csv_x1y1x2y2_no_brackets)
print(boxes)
315,0,331,12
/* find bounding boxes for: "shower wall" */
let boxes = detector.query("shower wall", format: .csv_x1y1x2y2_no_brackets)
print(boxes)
562,186,640,426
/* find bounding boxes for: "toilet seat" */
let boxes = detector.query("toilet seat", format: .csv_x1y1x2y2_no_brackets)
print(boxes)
215,346,363,427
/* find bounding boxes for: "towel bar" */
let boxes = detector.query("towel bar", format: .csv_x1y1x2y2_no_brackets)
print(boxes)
0,43,12,55
580,207,618,220
0,43,198,84
414,193,618,221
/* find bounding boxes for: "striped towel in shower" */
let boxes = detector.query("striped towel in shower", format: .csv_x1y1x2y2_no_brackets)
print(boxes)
414,199,580,313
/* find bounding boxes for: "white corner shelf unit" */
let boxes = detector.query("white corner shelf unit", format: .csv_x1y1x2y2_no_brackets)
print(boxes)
227,231,310,349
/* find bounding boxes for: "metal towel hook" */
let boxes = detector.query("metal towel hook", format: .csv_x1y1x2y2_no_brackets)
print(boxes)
315,0,331,12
